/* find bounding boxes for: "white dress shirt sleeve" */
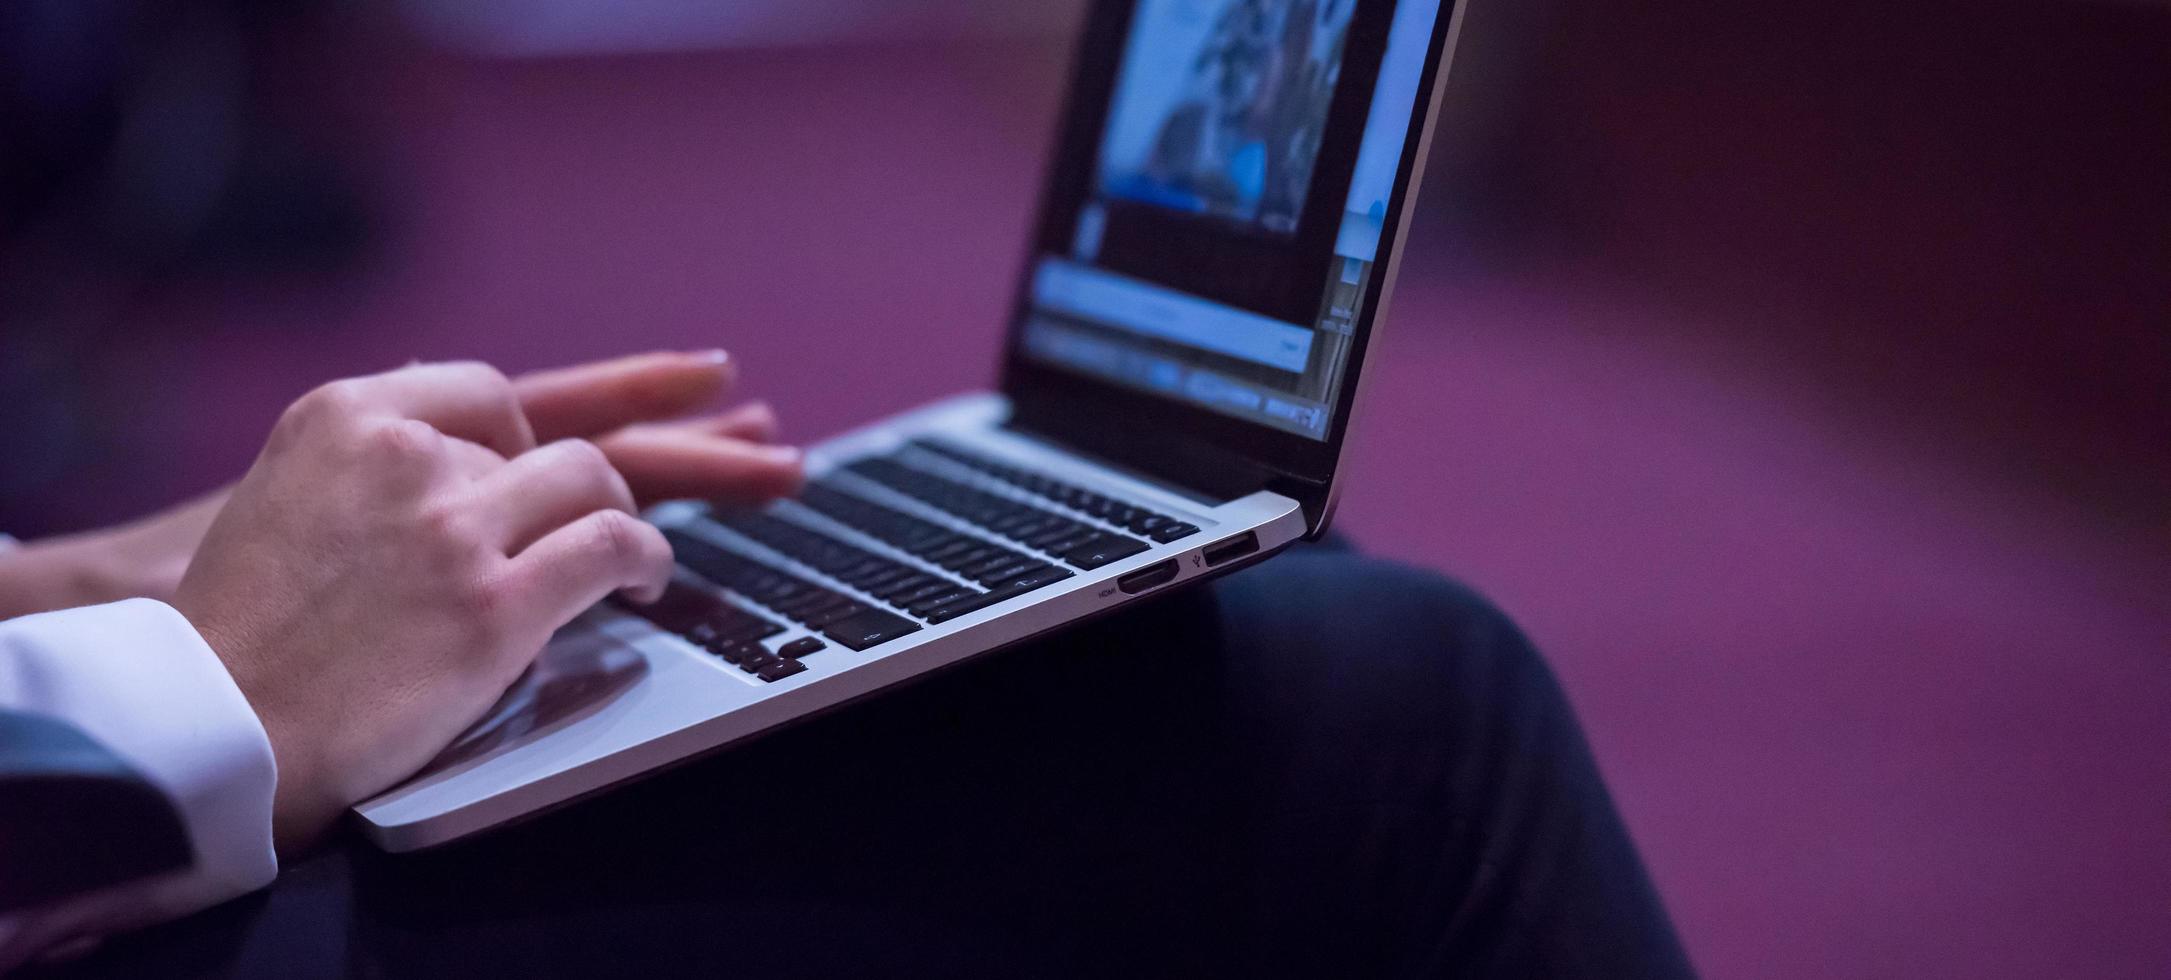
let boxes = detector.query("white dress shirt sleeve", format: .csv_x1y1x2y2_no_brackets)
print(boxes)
0,599,279,969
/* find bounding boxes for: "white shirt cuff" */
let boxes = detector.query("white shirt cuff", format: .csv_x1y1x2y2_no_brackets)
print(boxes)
0,599,278,958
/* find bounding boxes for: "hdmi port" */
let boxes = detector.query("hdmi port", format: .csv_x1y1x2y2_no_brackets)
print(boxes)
1117,559,1180,595
1201,531,1260,567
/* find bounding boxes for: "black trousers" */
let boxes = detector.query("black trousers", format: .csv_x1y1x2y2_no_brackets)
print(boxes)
51,544,1694,979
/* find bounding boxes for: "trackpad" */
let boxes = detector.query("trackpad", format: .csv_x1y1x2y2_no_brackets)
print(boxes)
416,630,648,777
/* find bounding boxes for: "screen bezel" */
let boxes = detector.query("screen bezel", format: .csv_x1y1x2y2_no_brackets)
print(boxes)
998,0,1461,520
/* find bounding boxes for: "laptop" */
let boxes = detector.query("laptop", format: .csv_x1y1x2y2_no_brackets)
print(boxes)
356,0,1468,851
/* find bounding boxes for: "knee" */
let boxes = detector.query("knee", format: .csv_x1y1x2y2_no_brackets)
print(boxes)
1217,552,1570,741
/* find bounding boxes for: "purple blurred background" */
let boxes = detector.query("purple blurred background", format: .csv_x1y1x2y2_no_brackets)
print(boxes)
2,0,2167,975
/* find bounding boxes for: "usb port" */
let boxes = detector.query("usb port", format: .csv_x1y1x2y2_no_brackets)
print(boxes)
1200,531,1259,567
1117,559,1180,595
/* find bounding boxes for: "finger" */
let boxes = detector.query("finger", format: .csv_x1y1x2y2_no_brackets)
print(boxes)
507,510,676,627
513,351,735,443
591,427,804,507
649,402,780,444
471,440,638,555
349,362,536,457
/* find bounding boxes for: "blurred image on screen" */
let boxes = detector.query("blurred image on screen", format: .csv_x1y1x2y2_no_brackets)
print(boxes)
1097,0,1357,234
1023,0,1440,441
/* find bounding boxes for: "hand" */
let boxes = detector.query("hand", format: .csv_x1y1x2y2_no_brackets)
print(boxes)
0,350,802,619
173,362,678,854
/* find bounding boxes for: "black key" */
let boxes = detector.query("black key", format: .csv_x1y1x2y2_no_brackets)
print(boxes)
630,577,722,628
820,608,922,650
1062,534,1151,569
801,600,868,629
832,556,893,582
886,581,956,606
1011,517,1081,547
756,659,808,682
635,564,804,642
938,546,1000,572
772,590,841,618
920,592,1005,624
981,516,1034,540
980,564,1074,596
907,588,977,616
791,594,856,620
1150,522,1201,543
926,565,1074,623
851,564,917,593
739,652,784,674
921,539,980,564
973,559,1045,586
1040,531,1099,556
711,641,758,665
699,622,751,647
703,612,772,642
873,576,942,603
1014,525,1074,550
901,530,964,553
1003,508,1060,530
761,579,810,604
778,636,827,659
869,572,935,598
1133,514,1171,535
958,553,1021,579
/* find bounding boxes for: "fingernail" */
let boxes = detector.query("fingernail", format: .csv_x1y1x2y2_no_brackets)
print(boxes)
756,444,802,465
691,349,730,365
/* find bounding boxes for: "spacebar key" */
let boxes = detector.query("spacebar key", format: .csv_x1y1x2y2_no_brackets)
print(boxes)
820,608,923,651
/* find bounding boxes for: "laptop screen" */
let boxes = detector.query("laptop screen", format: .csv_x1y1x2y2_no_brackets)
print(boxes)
1016,0,1443,441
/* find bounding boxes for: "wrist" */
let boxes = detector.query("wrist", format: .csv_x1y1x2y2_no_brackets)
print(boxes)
266,722,343,857
178,606,342,857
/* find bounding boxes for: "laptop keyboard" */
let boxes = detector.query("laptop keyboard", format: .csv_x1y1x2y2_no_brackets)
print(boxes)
716,506,1070,623
797,482,1071,594
662,527,922,650
909,439,1202,544
843,457,1154,569
627,578,806,682
629,444,1202,681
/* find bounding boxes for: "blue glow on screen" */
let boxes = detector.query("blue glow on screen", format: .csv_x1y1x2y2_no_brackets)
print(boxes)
1025,0,1444,440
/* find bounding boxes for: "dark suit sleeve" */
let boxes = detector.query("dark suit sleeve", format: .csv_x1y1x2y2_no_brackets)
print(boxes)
0,710,195,912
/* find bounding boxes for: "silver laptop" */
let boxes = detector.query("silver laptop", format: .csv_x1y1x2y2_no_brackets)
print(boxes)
357,0,1467,851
